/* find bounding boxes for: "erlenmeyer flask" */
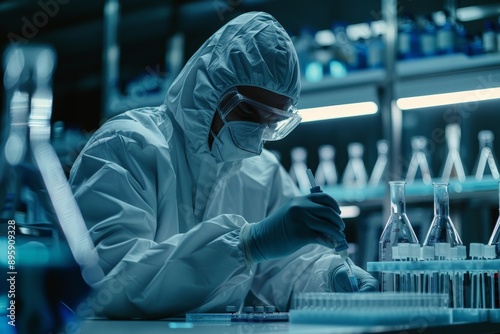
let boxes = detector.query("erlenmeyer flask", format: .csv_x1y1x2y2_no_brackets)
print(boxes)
441,123,466,182
289,146,310,192
315,144,337,186
379,181,419,261
369,140,389,186
405,136,432,185
472,130,500,180
423,182,463,248
379,181,419,291
342,142,368,188
487,181,500,258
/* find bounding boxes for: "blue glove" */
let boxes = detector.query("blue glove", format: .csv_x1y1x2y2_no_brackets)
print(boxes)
330,264,379,292
240,193,345,264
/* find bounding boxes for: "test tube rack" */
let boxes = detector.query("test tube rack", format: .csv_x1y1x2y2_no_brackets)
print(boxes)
290,292,453,326
367,243,500,324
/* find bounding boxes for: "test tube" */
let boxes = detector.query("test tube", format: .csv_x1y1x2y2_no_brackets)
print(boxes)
306,168,359,292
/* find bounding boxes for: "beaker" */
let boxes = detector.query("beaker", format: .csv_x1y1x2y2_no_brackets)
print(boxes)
378,181,419,291
423,182,463,248
487,181,500,258
472,130,500,180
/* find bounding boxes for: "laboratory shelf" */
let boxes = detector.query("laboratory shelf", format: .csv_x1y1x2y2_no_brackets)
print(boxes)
321,176,499,207
396,53,500,80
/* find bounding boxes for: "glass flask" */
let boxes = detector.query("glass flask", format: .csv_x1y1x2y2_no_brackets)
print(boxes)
368,140,389,186
472,130,500,180
487,181,500,258
423,182,463,248
314,144,338,187
379,181,419,292
379,181,419,261
405,136,432,185
289,146,311,192
441,123,466,182
342,142,368,188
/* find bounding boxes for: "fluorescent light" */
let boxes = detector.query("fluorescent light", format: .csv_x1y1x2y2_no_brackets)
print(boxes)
340,205,360,218
397,87,500,110
299,101,378,122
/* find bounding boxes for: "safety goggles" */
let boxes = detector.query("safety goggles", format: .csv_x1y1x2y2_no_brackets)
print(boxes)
217,89,302,141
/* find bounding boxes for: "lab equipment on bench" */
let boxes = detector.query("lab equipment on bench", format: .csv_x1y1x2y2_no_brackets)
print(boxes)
423,182,463,248
306,168,358,292
290,292,452,326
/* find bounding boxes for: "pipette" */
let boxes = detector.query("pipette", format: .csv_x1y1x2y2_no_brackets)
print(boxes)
306,168,359,292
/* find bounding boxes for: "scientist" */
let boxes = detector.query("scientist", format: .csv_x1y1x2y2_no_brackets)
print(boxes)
69,11,377,319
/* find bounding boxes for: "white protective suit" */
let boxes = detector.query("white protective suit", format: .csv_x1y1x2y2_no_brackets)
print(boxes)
70,12,348,319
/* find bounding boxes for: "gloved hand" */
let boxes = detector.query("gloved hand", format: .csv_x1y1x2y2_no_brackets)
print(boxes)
329,262,379,292
240,193,345,264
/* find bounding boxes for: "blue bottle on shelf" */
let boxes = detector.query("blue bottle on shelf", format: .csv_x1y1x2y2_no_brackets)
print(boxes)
482,21,497,54
436,10,455,55
398,14,420,60
419,15,437,58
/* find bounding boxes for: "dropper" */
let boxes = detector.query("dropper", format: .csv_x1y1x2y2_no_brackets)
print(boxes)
306,168,359,292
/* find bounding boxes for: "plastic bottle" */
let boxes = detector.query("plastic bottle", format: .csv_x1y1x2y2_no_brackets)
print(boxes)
423,182,463,248
379,181,419,291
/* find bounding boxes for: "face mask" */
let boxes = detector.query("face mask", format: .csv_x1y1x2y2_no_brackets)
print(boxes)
211,121,265,163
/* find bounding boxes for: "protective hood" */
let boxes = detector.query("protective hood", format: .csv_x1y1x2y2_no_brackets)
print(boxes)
164,11,301,155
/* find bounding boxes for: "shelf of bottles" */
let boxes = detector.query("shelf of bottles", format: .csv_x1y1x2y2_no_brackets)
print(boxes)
295,9,500,90
287,122,500,205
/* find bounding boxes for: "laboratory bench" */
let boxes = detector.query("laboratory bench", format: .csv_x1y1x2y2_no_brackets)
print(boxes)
78,318,500,334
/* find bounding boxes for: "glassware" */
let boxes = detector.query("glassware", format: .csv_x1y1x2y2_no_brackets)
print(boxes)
369,140,389,186
487,181,500,258
314,145,338,187
406,136,432,185
342,142,368,188
289,146,311,192
441,123,466,182
423,182,463,248
472,130,499,180
379,181,419,291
